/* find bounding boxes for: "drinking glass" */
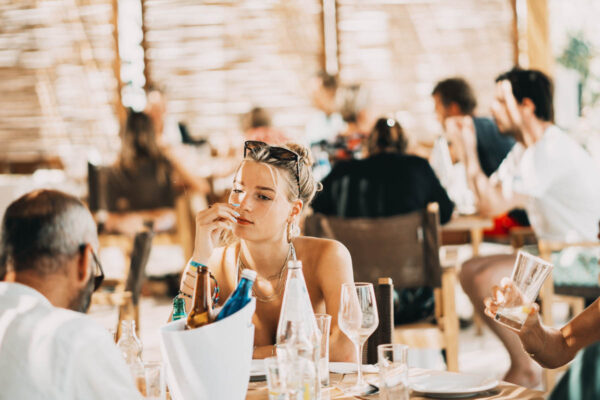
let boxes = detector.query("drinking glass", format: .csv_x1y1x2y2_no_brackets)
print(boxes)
378,344,409,400
338,282,379,393
315,314,332,387
495,250,553,330
144,362,165,399
265,356,303,400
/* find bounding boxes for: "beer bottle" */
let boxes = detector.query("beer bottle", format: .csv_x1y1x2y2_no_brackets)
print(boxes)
172,296,187,321
186,265,213,329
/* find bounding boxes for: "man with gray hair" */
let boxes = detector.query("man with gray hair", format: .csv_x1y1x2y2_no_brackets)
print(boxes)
0,189,142,399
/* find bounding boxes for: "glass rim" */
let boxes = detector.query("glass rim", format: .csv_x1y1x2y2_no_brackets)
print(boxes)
314,313,332,320
515,249,554,269
377,343,409,351
342,282,374,287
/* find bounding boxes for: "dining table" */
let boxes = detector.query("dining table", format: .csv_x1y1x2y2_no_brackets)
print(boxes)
245,368,544,399
442,214,494,257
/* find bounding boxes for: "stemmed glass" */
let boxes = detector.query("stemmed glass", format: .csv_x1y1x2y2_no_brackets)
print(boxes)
338,282,379,394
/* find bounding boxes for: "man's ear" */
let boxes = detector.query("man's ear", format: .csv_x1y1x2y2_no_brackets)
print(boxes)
520,97,536,118
76,244,93,285
448,102,463,117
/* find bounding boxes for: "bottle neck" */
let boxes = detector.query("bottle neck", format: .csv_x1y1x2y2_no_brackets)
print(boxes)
237,278,254,298
173,298,186,315
192,266,212,311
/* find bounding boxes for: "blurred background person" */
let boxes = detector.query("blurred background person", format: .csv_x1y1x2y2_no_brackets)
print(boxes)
145,85,205,147
305,71,346,146
241,107,290,146
312,117,454,325
457,68,600,388
102,111,210,233
431,77,529,235
330,84,371,162
432,77,515,176
312,117,453,222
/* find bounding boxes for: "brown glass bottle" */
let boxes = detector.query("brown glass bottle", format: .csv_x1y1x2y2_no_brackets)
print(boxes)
186,265,214,329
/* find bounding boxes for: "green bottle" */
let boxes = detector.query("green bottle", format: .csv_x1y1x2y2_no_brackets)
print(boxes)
172,296,188,321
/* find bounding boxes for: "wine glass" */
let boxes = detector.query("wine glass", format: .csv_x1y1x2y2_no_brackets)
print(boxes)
338,282,379,394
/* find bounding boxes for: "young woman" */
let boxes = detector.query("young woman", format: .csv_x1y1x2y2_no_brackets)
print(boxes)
178,141,355,361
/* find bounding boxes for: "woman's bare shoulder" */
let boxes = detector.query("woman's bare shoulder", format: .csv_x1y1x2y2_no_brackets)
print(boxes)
295,236,352,266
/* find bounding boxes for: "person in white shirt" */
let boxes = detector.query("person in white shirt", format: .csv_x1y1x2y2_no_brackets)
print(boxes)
305,71,346,146
450,68,600,388
0,189,143,400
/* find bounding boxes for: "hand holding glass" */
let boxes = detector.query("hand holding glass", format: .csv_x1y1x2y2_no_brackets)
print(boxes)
494,250,553,330
338,282,379,393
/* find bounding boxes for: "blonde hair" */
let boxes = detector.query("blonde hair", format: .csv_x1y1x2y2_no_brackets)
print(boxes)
244,142,321,206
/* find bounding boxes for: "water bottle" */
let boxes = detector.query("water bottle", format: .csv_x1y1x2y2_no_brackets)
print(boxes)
215,269,257,321
276,260,321,399
117,320,145,394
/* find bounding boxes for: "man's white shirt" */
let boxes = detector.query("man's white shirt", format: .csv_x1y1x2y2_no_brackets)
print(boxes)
0,282,143,400
491,126,600,241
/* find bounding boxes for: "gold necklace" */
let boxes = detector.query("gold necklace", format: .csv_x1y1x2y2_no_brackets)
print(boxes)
237,243,293,302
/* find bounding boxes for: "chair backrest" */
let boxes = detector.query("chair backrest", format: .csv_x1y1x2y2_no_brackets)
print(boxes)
88,161,175,212
125,230,154,306
305,203,442,289
366,277,394,364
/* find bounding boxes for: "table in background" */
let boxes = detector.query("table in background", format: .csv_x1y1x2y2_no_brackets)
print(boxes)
442,214,494,257
246,369,544,399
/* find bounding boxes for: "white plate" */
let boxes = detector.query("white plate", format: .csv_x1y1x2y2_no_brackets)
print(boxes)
329,362,379,374
410,371,498,398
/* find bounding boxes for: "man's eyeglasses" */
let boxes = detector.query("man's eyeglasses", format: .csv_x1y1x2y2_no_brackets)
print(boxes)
80,245,105,291
243,140,300,195
91,249,105,292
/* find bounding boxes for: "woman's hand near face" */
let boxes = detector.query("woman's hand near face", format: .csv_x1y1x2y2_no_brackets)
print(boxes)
192,203,239,263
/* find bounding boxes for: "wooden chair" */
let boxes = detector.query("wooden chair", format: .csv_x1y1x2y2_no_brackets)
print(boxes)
92,230,154,340
305,203,460,371
537,238,600,391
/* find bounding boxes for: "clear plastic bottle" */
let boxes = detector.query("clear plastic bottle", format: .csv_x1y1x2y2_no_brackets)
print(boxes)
117,320,145,394
276,260,321,399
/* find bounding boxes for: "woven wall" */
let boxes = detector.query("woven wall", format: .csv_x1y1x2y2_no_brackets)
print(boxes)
0,0,517,161
337,0,514,140
142,0,323,143
0,0,120,161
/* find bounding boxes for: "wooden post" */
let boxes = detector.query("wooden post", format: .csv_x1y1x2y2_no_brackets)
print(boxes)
526,0,552,76
319,0,326,73
111,0,126,126
510,0,519,67
140,0,152,90
321,0,339,76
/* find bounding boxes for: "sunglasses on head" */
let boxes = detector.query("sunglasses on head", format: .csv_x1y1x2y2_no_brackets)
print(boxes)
243,140,300,194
